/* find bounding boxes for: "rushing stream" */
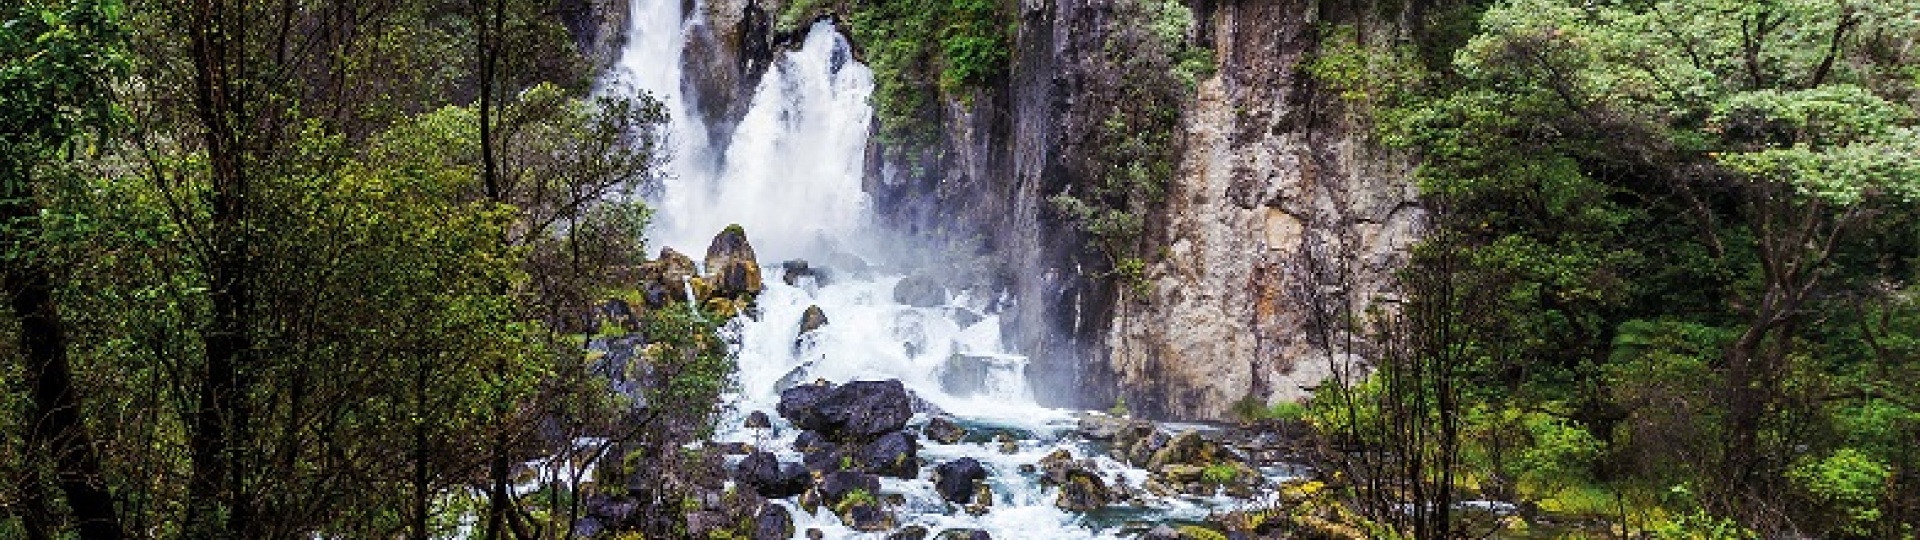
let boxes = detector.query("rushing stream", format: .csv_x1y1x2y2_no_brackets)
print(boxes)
599,3,1294,537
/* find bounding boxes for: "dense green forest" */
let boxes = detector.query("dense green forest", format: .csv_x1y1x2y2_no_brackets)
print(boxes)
4,0,1919,539
2,0,743,538
1286,1,1920,538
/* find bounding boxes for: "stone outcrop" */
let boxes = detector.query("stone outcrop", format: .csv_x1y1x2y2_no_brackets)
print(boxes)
1107,1,1420,419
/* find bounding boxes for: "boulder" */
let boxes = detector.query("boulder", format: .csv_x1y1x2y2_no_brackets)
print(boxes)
744,410,772,429
776,384,835,428
967,482,994,516
1147,431,1215,471
817,471,881,506
798,305,829,334
703,224,759,272
704,226,762,297
933,529,991,540
887,525,930,540
806,528,824,540
857,431,920,479
782,259,832,287
933,458,988,504
1035,449,1080,486
1056,470,1111,512
734,450,809,498
713,259,763,297
923,416,967,444
893,274,945,307
657,247,699,285
839,501,894,532
594,298,637,331
777,380,914,442
683,510,730,538
753,504,794,540
1128,430,1172,467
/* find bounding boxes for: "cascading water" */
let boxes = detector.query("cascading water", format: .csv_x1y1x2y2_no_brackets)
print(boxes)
602,3,1282,537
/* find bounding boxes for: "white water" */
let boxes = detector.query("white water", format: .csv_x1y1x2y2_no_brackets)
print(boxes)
601,3,1267,537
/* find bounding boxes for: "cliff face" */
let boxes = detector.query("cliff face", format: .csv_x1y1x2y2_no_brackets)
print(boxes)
571,0,1419,420
1109,1,1422,420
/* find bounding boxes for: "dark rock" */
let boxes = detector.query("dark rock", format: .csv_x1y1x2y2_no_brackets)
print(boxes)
933,458,988,504
704,224,759,272
799,305,829,334
1036,448,1077,485
776,384,835,427
840,501,894,531
658,247,698,286
858,431,920,479
1148,430,1230,471
933,529,991,540
704,226,762,297
782,259,832,287
595,298,636,330
923,416,967,444
641,279,674,308
817,471,881,506
799,440,845,473
744,410,773,429
793,430,830,453
1056,469,1111,512
753,504,794,540
735,451,808,498
806,528,824,540
714,259,764,297
893,274,946,307
777,380,914,442
938,355,995,398
684,510,730,537
1128,430,1172,467
995,431,1019,454
888,525,931,540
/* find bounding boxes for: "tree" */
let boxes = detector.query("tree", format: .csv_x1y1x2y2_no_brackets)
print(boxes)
0,1,128,538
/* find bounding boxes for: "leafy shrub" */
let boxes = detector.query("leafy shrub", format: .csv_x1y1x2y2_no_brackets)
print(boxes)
1787,448,1892,537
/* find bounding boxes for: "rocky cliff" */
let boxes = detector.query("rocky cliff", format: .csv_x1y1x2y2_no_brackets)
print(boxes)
570,0,1421,420
1109,1,1422,419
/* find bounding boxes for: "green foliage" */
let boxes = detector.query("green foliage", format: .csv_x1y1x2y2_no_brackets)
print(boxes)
1646,508,1758,540
1787,448,1892,536
1201,462,1239,485
1176,525,1229,540
1350,0,1920,535
0,0,126,179
1109,396,1131,418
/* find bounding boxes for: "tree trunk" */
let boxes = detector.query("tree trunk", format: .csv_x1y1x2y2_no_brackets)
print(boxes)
186,0,253,535
2,177,126,540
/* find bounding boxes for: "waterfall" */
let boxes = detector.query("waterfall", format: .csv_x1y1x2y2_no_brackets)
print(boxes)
600,3,1254,537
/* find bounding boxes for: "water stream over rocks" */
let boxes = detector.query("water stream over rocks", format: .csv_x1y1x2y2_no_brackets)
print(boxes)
598,3,1308,537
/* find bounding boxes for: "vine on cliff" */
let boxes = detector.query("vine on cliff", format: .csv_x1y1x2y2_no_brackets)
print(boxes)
1049,0,1209,298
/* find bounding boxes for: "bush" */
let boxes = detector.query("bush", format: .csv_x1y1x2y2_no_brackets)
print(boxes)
1788,448,1893,537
